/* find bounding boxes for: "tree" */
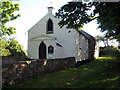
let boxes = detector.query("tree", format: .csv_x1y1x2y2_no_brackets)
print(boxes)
55,2,120,42
56,2,92,30
94,35,109,47
0,37,25,57
0,37,11,56
0,0,20,36
92,2,120,41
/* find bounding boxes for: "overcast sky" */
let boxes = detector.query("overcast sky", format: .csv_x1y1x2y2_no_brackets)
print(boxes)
7,0,103,50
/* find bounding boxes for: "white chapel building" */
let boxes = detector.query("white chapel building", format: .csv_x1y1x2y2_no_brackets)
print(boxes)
28,7,98,62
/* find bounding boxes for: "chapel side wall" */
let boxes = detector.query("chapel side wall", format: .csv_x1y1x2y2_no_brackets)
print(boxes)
58,29,76,58
27,15,50,34
76,34,89,62
28,28,40,59
55,46,63,58
27,15,55,45
28,40,40,59
28,40,57,59
74,31,81,62
94,41,99,58
28,15,50,39
45,40,56,59
54,18,76,58
28,31,32,59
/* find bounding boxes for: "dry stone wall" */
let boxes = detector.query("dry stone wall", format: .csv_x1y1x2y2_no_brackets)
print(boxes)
2,57,75,86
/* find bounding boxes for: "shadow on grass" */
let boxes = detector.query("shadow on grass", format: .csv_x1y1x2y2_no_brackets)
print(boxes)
63,56,120,88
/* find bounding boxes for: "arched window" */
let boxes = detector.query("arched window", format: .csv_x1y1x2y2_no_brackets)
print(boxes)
47,19,53,34
48,45,54,54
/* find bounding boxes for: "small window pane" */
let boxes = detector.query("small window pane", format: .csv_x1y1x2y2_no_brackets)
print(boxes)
48,45,54,54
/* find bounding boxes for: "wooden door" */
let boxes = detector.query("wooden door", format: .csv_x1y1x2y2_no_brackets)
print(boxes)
39,42,46,59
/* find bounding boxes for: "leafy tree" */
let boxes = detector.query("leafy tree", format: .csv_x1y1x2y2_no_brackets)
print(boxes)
94,35,104,42
95,35,119,47
0,0,20,36
0,37,11,56
56,2,92,30
55,2,120,42
92,2,120,41
94,35,109,47
6,38,24,56
0,37,25,57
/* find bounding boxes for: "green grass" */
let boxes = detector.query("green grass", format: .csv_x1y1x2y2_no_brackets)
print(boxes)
4,47,120,88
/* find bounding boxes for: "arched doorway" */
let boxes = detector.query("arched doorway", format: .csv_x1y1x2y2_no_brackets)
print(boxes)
39,41,46,59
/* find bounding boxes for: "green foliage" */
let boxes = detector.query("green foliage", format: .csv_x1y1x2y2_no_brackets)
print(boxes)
92,2,120,41
0,0,20,36
94,35,104,41
56,2,92,30
94,35,110,47
0,37,11,56
99,46,120,57
56,2,120,41
0,37,24,57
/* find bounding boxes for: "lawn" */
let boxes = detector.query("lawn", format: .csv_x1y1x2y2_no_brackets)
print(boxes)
4,47,120,88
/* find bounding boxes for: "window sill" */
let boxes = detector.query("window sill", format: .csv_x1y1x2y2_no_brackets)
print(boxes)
46,31,53,34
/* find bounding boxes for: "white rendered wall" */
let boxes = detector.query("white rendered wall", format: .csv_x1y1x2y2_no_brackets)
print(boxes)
75,33,89,62
94,41,99,58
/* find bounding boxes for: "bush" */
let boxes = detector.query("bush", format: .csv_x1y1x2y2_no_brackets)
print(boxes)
0,37,26,57
99,46,119,57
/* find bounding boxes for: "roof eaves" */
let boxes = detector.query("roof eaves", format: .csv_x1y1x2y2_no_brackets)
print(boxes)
79,30,95,41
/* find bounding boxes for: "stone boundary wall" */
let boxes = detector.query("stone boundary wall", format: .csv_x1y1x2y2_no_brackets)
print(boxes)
2,56,27,65
2,57,75,86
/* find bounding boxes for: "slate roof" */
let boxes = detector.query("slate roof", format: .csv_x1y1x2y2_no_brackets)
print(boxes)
79,30,95,41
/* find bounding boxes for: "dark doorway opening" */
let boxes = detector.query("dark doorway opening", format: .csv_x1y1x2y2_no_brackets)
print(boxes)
39,41,46,59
